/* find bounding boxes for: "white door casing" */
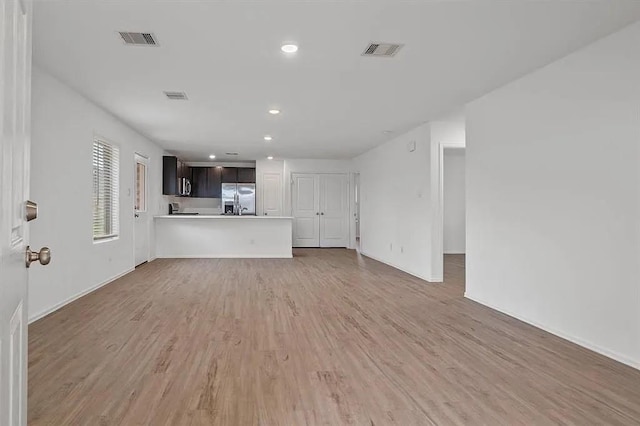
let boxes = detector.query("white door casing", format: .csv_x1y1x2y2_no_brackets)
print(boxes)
292,174,320,247
319,174,349,248
1,0,32,424
261,172,282,217
133,153,149,266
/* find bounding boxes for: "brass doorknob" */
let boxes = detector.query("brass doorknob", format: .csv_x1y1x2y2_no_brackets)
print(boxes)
26,246,51,268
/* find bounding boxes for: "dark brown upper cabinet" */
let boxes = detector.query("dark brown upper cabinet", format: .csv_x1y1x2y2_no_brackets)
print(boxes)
191,166,222,198
178,161,190,181
221,167,238,183
237,168,256,183
163,156,192,195
162,156,178,195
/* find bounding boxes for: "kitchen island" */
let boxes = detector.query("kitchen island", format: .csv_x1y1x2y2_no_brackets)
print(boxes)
154,215,293,258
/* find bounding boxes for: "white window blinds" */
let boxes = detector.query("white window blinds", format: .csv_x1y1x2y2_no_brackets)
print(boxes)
93,139,120,241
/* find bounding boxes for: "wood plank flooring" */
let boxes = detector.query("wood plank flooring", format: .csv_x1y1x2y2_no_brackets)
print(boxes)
28,250,640,425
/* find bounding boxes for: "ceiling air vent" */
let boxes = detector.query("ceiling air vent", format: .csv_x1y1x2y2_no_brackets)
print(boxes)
119,32,158,46
362,42,403,58
164,91,188,100
225,152,239,156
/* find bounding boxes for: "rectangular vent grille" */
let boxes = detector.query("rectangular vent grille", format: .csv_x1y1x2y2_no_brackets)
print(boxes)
362,42,403,57
164,91,188,100
119,32,158,46
225,152,239,156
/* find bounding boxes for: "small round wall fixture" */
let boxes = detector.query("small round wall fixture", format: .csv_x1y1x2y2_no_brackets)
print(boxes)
264,135,273,141
209,154,216,159
281,44,298,54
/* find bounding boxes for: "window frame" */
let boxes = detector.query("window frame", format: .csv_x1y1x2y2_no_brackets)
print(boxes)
134,153,148,213
92,136,120,243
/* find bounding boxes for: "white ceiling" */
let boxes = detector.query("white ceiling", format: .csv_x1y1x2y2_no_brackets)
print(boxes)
33,0,640,161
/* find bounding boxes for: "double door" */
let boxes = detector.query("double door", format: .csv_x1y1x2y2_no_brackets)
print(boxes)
292,173,349,247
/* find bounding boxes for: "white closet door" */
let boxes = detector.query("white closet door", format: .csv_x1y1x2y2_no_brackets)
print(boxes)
292,174,320,247
261,172,283,216
319,174,349,247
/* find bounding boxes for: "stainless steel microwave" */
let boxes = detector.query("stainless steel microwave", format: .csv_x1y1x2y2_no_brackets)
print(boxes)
178,177,191,196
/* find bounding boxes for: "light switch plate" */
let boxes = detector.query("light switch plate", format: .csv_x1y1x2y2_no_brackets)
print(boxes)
407,141,416,152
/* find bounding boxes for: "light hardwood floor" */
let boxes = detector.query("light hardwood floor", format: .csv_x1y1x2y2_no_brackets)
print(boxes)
29,250,640,425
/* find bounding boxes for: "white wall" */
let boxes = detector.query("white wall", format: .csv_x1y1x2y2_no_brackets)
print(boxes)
443,149,465,254
355,124,432,280
29,67,165,322
465,22,640,368
354,118,465,281
168,196,222,215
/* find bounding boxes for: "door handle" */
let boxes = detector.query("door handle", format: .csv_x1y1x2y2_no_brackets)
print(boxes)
316,212,319,215
320,212,324,215
135,213,140,218
26,246,51,268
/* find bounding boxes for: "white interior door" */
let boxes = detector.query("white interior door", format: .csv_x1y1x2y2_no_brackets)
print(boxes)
134,154,149,266
1,0,33,423
292,174,319,247
319,174,349,248
261,172,282,216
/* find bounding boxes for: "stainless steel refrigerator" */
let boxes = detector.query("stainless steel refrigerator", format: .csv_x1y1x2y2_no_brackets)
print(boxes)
222,183,256,215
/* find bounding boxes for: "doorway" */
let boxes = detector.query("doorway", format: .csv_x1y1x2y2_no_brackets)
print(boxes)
134,153,149,266
354,172,361,251
430,137,465,282
443,147,466,283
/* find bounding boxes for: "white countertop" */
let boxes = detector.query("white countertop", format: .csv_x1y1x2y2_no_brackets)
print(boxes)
154,215,293,220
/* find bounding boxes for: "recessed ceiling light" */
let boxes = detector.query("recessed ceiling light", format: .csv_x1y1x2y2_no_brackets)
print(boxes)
264,135,273,141
281,44,298,54
268,109,281,115
209,154,216,159
267,156,274,160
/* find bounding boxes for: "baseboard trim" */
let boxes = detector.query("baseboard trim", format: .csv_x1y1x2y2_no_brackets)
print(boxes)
29,267,135,324
464,292,640,371
359,251,436,282
155,254,293,259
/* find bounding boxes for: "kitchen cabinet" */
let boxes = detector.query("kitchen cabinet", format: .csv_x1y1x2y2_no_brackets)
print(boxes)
162,156,178,195
163,156,191,195
178,161,190,181
191,166,222,198
237,168,256,183
221,167,256,183
221,167,238,183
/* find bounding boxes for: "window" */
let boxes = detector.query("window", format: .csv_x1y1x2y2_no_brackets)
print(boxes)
92,139,119,241
135,158,147,212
